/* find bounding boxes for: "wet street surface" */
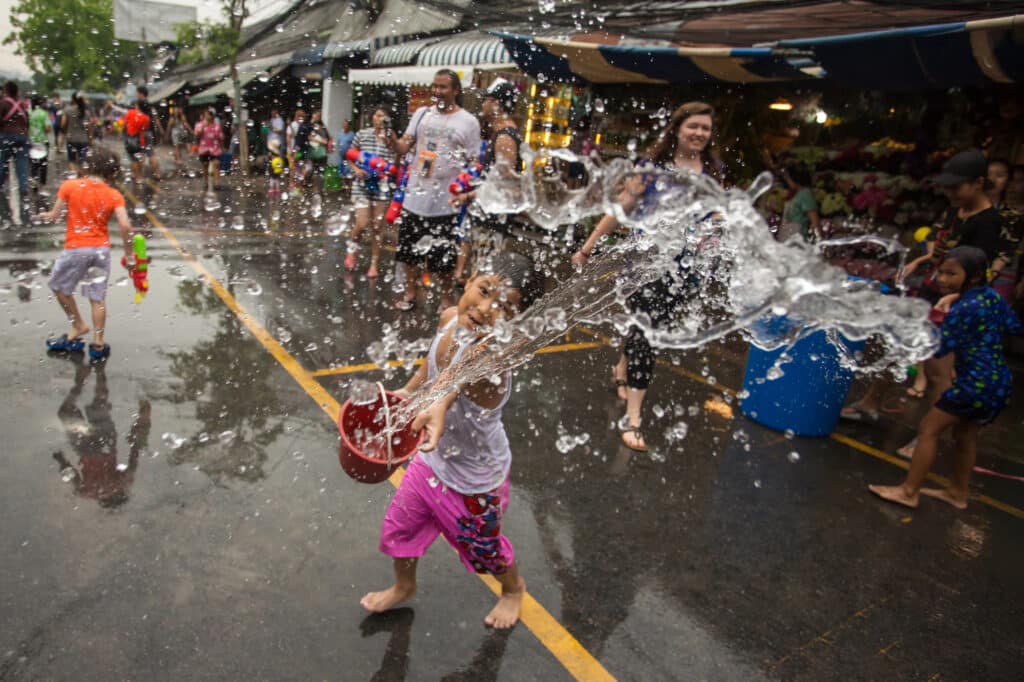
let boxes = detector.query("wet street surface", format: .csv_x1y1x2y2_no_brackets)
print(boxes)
2,156,1024,681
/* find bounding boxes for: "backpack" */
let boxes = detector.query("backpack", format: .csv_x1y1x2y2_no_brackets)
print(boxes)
0,97,28,130
124,108,150,145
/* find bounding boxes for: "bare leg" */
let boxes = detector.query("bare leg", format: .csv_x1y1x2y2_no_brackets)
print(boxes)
485,564,525,629
399,264,419,306
908,362,927,396
347,206,370,270
622,386,648,451
922,419,978,509
454,241,470,284
869,407,958,508
55,291,90,339
89,299,106,347
612,353,628,401
368,203,386,273
361,558,418,613
437,272,455,309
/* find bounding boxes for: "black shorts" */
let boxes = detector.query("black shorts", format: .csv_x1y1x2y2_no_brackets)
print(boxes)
935,393,1001,425
66,141,89,164
198,153,217,164
125,142,153,159
396,210,459,273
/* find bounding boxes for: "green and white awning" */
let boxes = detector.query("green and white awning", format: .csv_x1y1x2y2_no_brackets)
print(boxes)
417,36,512,67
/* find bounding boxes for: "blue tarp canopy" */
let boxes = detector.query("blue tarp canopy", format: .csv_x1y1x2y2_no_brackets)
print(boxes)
778,15,1024,89
495,32,810,85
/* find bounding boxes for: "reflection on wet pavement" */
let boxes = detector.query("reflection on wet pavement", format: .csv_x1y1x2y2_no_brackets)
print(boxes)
1,163,1023,681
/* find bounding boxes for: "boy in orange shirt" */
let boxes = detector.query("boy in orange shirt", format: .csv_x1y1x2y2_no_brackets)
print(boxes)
37,146,134,361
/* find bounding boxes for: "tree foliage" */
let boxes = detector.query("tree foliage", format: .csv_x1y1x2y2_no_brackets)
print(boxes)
5,0,138,92
173,20,240,67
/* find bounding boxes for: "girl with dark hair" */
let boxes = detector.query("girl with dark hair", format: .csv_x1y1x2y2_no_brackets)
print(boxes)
0,81,31,224
571,101,721,452
62,92,91,174
870,246,1022,510
778,163,821,242
345,106,396,278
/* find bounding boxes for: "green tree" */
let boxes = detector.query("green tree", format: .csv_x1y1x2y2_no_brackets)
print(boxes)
5,0,137,92
173,20,240,67
224,0,252,175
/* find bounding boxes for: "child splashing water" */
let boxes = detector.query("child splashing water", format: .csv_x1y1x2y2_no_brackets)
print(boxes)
361,252,543,628
870,246,1022,509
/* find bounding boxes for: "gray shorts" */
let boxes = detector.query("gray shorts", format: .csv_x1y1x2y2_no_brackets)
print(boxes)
49,247,111,301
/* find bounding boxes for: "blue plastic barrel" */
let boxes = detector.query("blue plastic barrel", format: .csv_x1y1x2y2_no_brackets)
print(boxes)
740,320,862,437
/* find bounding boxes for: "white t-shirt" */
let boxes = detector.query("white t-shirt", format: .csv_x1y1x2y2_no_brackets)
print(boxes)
402,106,481,217
268,115,284,146
286,120,301,152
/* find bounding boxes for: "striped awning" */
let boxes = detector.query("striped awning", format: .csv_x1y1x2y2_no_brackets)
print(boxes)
349,65,475,87
417,36,513,67
323,35,411,60
148,78,187,103
189,65,287,106
496,32,809,85
371,38,442,67
777,14,1024,89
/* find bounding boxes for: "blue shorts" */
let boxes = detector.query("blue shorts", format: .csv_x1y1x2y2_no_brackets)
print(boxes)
49,247,111,301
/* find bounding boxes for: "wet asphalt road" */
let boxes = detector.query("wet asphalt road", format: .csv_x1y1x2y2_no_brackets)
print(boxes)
2,151,1024,681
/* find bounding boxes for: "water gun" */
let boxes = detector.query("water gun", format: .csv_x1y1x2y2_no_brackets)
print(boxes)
121,234,149,304
448,141,489,229
385,164,408,224
344,149,399,178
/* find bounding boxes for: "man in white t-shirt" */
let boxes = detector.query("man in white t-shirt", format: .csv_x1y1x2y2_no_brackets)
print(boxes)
389,69,481,310
267,108,285,149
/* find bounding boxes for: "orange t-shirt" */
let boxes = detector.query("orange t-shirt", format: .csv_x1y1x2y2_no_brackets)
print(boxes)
58,178,126,249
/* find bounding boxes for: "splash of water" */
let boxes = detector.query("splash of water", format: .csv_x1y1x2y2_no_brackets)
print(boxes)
376,147,936,434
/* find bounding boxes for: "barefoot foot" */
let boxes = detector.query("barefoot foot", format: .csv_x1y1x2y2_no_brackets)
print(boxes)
921,487,969,510
360,584,416,613
68,323,90,341
868,484,919,509
484,577,525,629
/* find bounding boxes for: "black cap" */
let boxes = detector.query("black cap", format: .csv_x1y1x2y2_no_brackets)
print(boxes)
933,149,988,186
484,79,519,113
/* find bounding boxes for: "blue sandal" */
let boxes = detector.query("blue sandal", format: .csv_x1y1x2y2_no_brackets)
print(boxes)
46,334,86,353
88,343,110,362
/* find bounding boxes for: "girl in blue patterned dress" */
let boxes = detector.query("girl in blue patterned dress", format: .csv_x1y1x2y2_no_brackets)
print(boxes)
870,246,1022,510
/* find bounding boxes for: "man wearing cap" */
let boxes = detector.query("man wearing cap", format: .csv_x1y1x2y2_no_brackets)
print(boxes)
896,148,1006,416
388,69,481,310
450,78,523,284
900,149,1005,297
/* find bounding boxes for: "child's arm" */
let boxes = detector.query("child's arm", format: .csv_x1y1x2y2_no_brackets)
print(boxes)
35,196,65,222
113,206,134,259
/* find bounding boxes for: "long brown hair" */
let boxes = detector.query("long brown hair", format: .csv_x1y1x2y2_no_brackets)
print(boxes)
646,101,722,180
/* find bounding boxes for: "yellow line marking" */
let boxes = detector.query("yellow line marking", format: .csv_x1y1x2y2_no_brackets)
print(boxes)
574,326,1024,521
310,341,609,378
125,191,616,681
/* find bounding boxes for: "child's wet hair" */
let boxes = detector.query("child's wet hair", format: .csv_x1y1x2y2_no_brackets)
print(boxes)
478,252,544,310
81,146,122,182
942,246,988,291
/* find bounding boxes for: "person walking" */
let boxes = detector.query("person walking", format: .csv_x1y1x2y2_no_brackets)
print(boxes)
0,81,32,225
193,109,225,193
62,92,91,175
131,86,164,183
28,94,52,203
449,78,522,285
572,102,724,452
169,106,193,172
388,69,482,310
344,107,396,278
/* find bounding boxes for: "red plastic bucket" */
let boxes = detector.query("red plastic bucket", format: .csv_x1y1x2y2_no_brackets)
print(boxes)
338,390,422,483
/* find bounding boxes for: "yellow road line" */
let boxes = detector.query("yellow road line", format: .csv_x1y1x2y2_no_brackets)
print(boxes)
125,190,615,681
574,325,1024,521
310,341,609,378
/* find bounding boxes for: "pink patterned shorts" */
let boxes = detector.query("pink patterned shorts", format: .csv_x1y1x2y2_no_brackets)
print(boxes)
379,455,514,575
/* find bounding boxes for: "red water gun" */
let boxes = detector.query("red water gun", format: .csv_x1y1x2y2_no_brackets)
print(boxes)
385,164,408,224
345,149,399,177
